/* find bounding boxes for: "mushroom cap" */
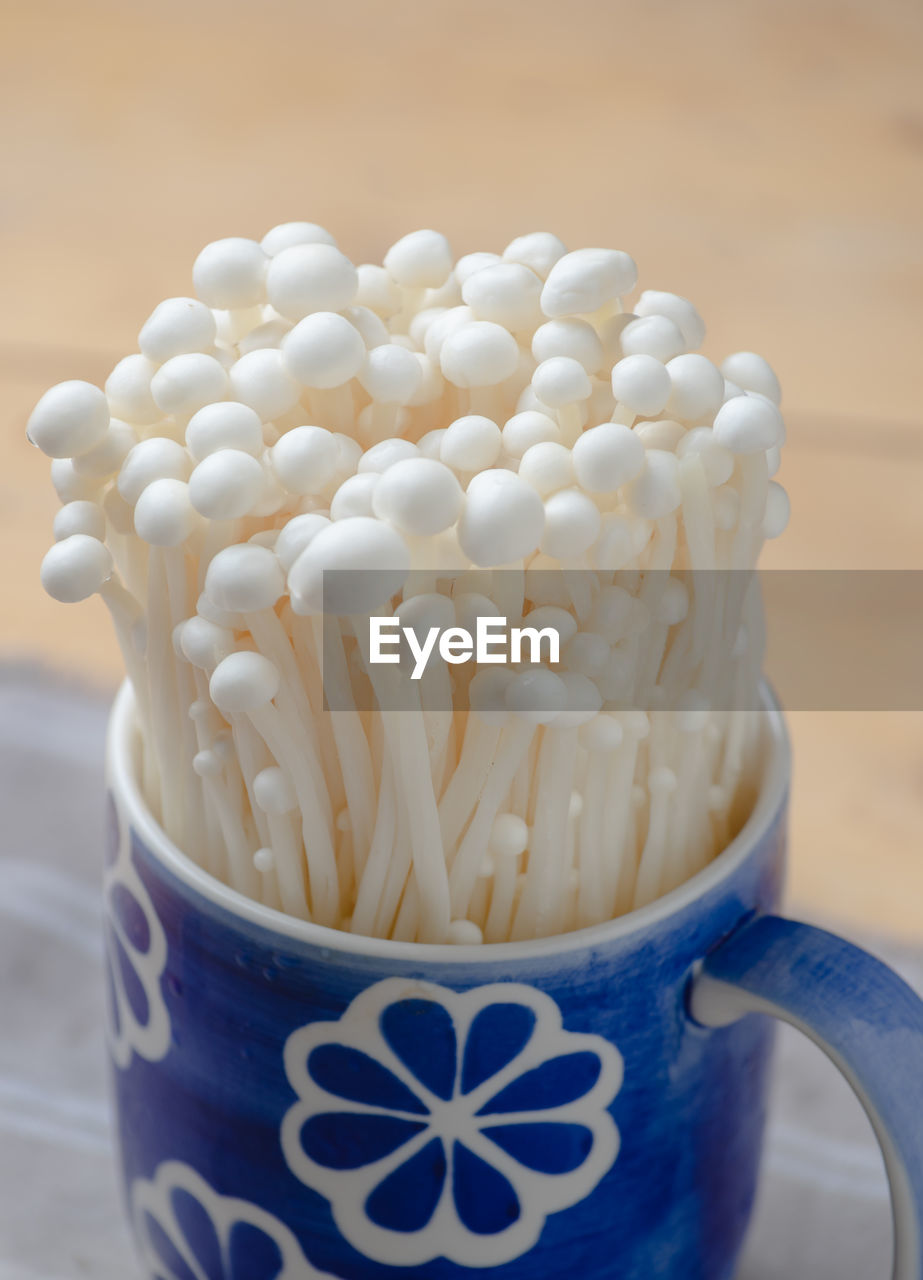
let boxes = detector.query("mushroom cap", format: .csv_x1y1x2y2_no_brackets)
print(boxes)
712,393,785,453
266,243,358,321
188,449,264,519
261,221,337,257
186,402,263,460
192,237,267,309
27,381,110,459
287,516,410,615
139,297,217,363
373,457,464,536
40,534,112,603
540,248,637,318
283,312,366,389
209,651,280,712
458,468,545,566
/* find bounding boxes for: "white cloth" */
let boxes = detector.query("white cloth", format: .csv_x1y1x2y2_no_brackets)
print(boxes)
0,666,917,1279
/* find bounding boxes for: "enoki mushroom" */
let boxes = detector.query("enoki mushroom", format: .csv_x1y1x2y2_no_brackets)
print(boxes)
32,225,788,944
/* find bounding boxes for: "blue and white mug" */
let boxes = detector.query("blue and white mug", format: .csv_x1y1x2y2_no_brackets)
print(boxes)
104,683,923,1280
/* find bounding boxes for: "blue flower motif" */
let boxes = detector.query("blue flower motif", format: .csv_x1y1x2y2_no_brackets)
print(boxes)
132,1161,333,1280
281,980,623,1267
104,794,171,1069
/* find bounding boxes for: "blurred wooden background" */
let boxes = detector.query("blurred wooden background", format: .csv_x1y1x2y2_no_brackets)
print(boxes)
1,0,921,937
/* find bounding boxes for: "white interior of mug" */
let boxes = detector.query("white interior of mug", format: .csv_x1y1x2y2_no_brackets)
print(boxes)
107,680,791,961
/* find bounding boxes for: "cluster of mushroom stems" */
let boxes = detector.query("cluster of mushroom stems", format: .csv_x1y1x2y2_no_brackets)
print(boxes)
33,224,787,945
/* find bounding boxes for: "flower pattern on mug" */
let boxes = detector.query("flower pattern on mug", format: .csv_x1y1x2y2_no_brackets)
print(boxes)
280,979,623,1267
104,793,171,1069
132,1161,333,1279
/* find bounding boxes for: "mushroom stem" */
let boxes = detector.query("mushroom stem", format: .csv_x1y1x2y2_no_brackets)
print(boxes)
575,751,609,928
512,727,578,939
449,719,534,921
267,810,311,921
351,764,397,937
247,702,340,926
145,550,184,836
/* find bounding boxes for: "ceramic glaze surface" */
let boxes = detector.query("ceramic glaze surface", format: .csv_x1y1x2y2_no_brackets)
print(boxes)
280,980,624,1267
106,705,787,1280
103,792,171,1070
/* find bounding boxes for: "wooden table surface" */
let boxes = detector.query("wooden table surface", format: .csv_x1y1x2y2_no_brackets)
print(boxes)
1,0,921,938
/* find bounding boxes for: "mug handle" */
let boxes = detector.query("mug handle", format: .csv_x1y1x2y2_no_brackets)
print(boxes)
690,915,923,1280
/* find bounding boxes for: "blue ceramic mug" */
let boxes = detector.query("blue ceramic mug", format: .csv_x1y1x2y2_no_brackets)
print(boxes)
104,682,923,1280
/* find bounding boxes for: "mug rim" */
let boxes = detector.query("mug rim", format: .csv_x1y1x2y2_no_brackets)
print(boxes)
107,680,790,962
